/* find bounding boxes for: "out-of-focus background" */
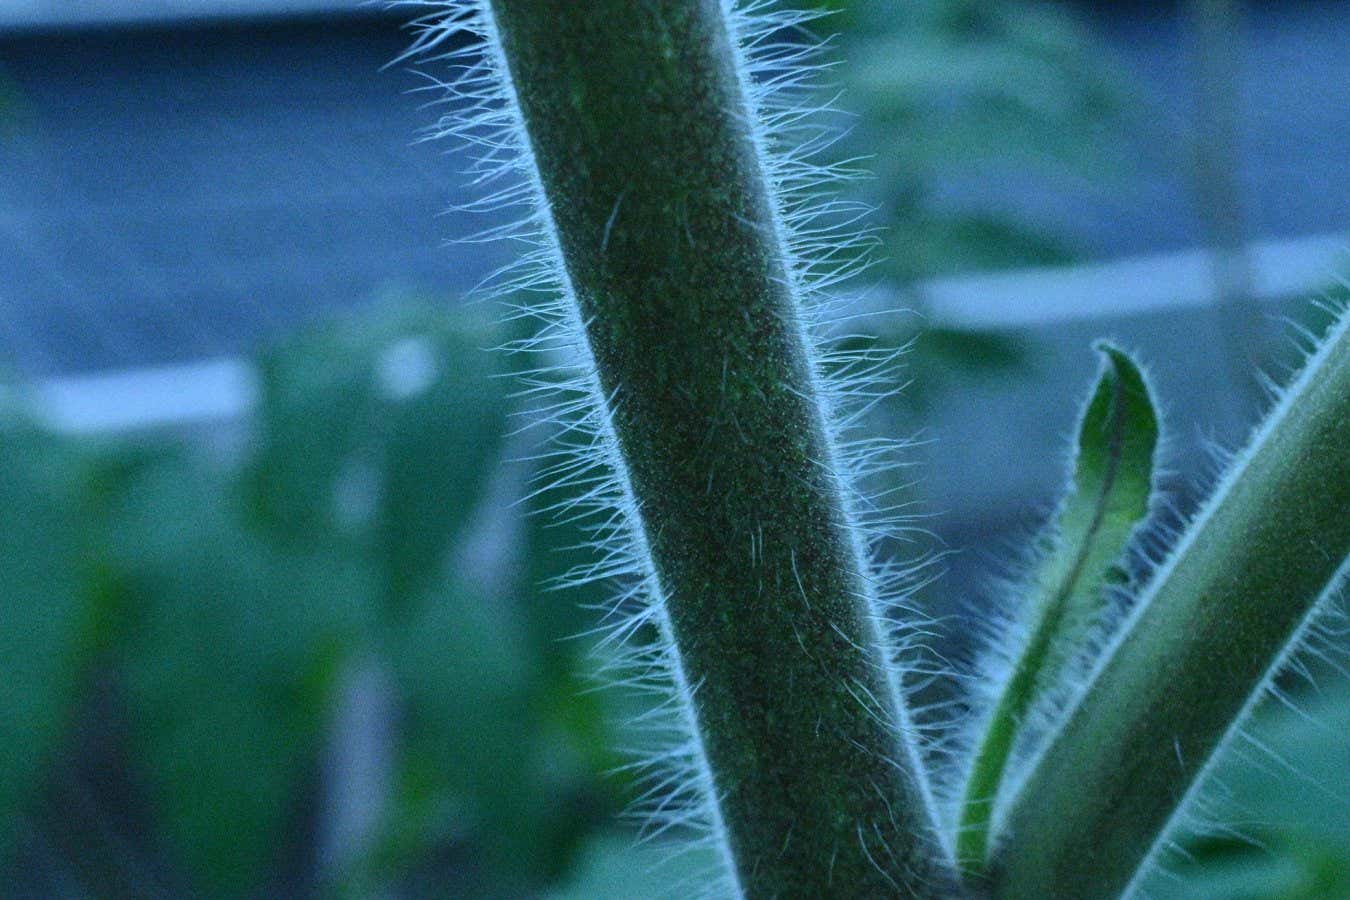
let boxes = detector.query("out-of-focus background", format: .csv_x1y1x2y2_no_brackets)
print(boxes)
1,1,1346,897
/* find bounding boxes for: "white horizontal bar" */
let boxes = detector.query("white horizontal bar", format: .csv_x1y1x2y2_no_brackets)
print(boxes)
921,231,1348,329
29,232,1346,435
35,357,256,434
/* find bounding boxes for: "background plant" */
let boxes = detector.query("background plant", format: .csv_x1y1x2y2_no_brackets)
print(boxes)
1,1,1347,897
3,301,1348,898
402,0,1348,896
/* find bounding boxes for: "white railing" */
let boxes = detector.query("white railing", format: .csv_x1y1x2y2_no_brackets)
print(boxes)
922,232,1348,328
29,231,1347,436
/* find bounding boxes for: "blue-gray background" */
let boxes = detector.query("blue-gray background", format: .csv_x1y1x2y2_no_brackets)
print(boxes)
1,3,1346,898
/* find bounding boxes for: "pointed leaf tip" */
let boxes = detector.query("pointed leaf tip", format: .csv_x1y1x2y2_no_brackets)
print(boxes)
957,342,1161,873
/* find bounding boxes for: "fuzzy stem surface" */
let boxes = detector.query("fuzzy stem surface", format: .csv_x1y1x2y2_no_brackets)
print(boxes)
484,0,954,895
990,312,1350,899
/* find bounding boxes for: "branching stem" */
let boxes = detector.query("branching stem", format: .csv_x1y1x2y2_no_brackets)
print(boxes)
990,312,1350,899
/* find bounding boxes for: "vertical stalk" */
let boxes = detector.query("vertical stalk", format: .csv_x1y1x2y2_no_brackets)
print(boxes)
482,1,954,895
990,313,1350,899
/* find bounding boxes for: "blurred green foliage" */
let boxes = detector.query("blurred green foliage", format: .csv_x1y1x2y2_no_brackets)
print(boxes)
1153,680,1350,899
0,303,624,898
0,2,1343,897
825,0,1141,415
0,420,88,859
3,297,1346,898
835,0,1137,282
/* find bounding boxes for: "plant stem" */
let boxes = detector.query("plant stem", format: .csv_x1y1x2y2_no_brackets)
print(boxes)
482,1,954,895
989,311,1350,899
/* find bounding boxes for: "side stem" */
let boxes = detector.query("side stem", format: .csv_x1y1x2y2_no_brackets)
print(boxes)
990,312,1350,899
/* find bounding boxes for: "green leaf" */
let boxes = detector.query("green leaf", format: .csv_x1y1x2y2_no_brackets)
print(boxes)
990,309,1350,898
1044,342,1158,629
517,472,613,673
244,301,508,614
373,312,507,610
373,457,622,896
1158,683,1350,899
110,454,374,897
547,834,720,900
377,575,572,898
880,211,1075,280
366,414,628,896
0,422,88,858
245,325,382,541
957,342,1160,872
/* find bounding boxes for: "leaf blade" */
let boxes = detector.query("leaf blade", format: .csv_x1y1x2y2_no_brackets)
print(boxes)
0,423,88,858
957,342,1159,874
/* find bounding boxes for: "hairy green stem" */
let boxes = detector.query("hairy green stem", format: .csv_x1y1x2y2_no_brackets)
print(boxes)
990,311,1350,899
484,1,954,895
